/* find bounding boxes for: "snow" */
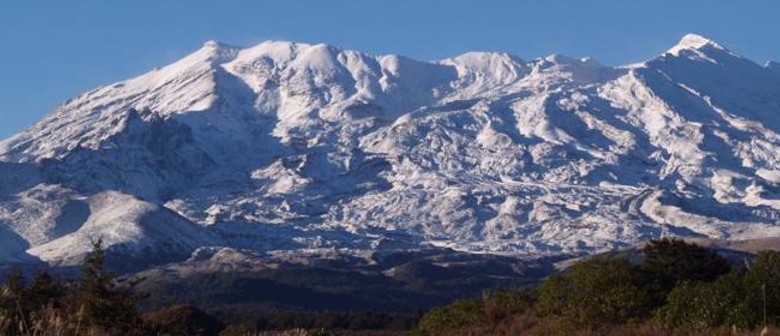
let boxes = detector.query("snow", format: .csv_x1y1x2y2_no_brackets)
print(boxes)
28,191,216,266
3,33,780,268
667,33,725,55
664,33,741,64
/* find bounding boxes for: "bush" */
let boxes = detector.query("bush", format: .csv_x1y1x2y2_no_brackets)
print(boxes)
535,258,655,329
144,304,226,335
655,273,756,330
642,238,730,290
744,250,780,325
656,250,780,331
416,299,483,335
481,289,535,323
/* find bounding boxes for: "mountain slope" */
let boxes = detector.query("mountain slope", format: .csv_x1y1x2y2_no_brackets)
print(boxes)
3,34,780,268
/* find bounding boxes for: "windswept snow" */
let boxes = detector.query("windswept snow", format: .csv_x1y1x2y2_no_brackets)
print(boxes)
3,34,780,268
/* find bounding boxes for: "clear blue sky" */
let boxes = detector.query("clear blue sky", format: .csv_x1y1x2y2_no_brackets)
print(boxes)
1,1,779,139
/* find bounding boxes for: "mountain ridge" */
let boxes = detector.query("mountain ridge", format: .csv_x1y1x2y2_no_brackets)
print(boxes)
3,33,780,269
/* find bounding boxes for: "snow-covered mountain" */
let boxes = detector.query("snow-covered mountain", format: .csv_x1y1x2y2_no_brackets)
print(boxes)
3,34,780,269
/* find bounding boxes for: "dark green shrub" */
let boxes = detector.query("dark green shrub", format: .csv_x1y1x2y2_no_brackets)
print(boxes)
535,258,654,328
416,299,483,335
642,238,730,289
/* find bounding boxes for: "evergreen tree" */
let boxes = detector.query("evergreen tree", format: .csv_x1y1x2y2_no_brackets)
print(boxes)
4,267,24,297
25,269,64,311
72,238,145,334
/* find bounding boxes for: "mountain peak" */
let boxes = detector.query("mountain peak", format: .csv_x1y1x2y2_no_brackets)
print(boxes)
441,51,525,69
666,33,727,56
203,40,221,49
544,53,575,64
542,53,602,67
174,40,241,68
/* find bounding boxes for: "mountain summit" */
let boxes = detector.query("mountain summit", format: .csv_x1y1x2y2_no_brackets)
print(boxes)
667,33,727,55
3,34,780,269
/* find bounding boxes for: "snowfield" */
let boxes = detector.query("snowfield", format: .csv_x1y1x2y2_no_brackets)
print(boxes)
3,34,780,268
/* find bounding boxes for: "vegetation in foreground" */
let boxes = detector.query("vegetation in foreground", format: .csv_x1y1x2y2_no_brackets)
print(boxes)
0,240,417,335
414,238,780,335
0,240,147,335
3,238,780,335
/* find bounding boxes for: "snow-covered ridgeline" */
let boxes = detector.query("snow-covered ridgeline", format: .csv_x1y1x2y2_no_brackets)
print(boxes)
2,34,780,268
